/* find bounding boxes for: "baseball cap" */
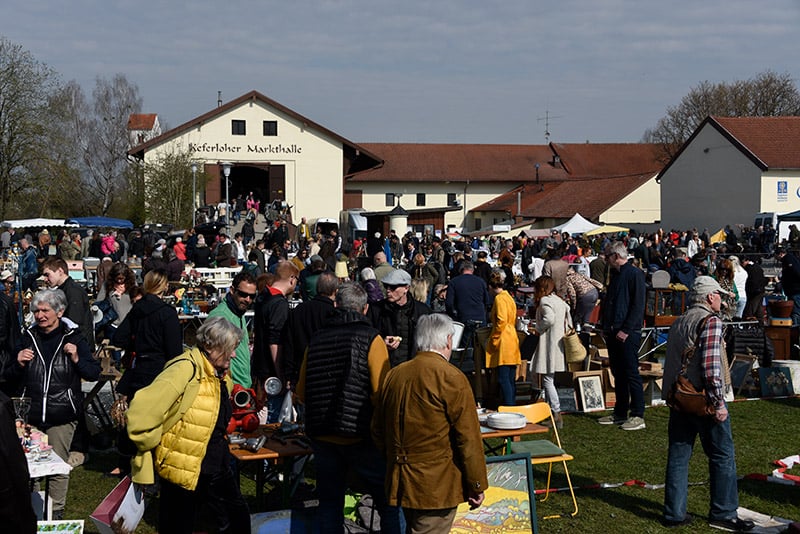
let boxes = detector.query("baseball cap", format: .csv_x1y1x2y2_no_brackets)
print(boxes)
691,275,733,298
0,270,13,281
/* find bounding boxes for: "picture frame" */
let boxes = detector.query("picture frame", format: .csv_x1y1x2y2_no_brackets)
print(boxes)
577,374,605,412
729,354,757,396
759,366,794,397
451,453,538,534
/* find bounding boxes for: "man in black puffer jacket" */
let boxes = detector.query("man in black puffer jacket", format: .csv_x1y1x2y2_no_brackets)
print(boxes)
296,282,400,534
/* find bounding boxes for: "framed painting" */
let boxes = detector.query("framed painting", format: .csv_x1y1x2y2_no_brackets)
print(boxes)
451,453,538,534
730,354,757,396
577,374,605,412
759,367,794,397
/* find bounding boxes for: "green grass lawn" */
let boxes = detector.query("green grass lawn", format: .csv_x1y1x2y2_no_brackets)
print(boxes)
64,397,800,533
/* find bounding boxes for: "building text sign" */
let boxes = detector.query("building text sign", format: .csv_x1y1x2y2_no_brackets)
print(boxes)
188,142,302,155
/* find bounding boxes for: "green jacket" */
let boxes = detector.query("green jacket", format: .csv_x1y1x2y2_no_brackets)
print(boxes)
208,296,252,388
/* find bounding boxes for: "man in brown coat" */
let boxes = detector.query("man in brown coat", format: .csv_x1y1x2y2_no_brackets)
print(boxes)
372,313,487,533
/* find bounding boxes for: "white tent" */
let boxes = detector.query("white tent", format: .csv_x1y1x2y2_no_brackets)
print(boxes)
0,218,77,229
551,213,600,235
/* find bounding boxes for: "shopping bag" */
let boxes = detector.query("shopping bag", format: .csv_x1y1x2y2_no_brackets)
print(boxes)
90,475,146,534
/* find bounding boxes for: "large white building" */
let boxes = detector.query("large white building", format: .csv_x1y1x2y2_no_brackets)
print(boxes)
130,90,664,236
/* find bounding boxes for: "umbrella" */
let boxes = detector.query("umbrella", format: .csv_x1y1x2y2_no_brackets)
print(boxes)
584,225,630,236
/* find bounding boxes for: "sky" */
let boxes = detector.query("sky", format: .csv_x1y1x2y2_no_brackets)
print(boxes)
4,0,799,145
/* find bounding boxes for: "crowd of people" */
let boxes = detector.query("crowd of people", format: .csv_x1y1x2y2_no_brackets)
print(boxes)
1,213,783,532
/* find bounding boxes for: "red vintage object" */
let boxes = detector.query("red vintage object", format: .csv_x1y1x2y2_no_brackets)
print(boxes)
227,384,260,434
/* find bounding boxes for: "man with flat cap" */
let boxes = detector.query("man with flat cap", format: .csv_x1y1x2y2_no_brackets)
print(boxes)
368,269,431,367
661,276,754,532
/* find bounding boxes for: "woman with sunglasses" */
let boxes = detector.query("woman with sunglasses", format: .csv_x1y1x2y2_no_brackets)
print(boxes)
108,269,183,477
96,262,137,341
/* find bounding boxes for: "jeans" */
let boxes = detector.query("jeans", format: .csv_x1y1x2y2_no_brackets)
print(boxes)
541,373,560,414
496,365,516,406
664,410,739,522
605,331,644,419
311,439,402,534
791,293,800,326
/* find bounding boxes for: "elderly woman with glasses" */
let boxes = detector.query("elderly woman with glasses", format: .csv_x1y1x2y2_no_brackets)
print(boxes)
109,269,183,477
5,289,100,519
127,316,251,534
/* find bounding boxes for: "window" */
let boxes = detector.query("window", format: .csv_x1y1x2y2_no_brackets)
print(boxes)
474,218,482,230
385,193,395,207
263,120,277,136
416,193,426,206
231,120,246,135
447,193,457,206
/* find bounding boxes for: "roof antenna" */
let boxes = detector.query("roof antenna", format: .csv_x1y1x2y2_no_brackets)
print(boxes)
217,91,222,107
537,110,563,143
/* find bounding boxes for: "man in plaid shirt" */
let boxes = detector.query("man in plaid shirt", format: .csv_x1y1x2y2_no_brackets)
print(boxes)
661,276,754,532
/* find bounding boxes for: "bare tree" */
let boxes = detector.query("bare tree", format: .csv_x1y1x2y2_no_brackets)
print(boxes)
643,70,800,162
0,37,62,218
144,150,205,227
68,74,142,215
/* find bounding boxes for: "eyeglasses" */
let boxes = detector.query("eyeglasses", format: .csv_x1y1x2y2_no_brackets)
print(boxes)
384,284,407,291
235,288,257,300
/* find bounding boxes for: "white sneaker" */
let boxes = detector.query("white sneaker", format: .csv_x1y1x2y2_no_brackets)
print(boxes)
598,415,625,425
620,416,646,431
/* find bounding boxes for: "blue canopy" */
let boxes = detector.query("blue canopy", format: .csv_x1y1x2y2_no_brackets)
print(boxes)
66,216,133,229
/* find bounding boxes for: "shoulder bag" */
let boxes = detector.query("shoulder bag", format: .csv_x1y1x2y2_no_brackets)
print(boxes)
666,315,716,416
563,309,587,364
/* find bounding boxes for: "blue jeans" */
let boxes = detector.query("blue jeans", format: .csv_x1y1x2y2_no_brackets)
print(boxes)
791,293,800,326
311,439,402,534
496,365,517,406
605,331,644,419
664,410,739,522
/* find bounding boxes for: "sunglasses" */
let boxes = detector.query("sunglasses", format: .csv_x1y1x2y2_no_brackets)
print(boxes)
384,284,407,291
235,288,257,299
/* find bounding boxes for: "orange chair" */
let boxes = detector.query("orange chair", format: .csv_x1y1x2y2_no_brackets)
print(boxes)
498,403,578,519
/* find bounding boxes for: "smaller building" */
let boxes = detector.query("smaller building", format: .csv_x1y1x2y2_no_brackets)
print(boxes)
659,116,800,232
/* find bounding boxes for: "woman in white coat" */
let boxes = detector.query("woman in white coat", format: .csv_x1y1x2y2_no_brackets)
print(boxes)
529,275,571,428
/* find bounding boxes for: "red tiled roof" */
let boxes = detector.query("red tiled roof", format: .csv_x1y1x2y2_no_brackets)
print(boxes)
550,143,662,177
350,144,566,183
472,172,655,220
712,116,800,169
127,113,157,131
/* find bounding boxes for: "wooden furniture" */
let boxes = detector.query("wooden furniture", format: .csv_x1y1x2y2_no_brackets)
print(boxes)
645,288,688,327
230,425,312,508
765,325,798,361
480,420,549,456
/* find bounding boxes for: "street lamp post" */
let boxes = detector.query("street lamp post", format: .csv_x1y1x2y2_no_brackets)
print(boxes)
221,161,232,230
190,162,198,228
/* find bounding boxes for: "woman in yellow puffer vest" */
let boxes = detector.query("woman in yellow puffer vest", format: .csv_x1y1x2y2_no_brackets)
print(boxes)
126,316,251,534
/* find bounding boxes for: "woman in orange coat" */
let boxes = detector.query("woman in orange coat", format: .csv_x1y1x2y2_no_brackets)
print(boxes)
485,269,521,406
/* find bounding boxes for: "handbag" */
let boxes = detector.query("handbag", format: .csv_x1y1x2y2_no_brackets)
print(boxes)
666,316,716,416
563,312,587,364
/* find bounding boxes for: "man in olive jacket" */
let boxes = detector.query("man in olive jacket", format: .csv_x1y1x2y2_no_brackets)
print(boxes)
372,313,487,532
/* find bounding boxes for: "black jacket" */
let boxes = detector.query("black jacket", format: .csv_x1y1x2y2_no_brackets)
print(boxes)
368,297,431,367
0,292,19,395
0,391,36,533
113,293,183,397
304,311,378,438
6,322,99,429
289,295,336,368
602,262,646,335
252,289,290,383
58,277,93,346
